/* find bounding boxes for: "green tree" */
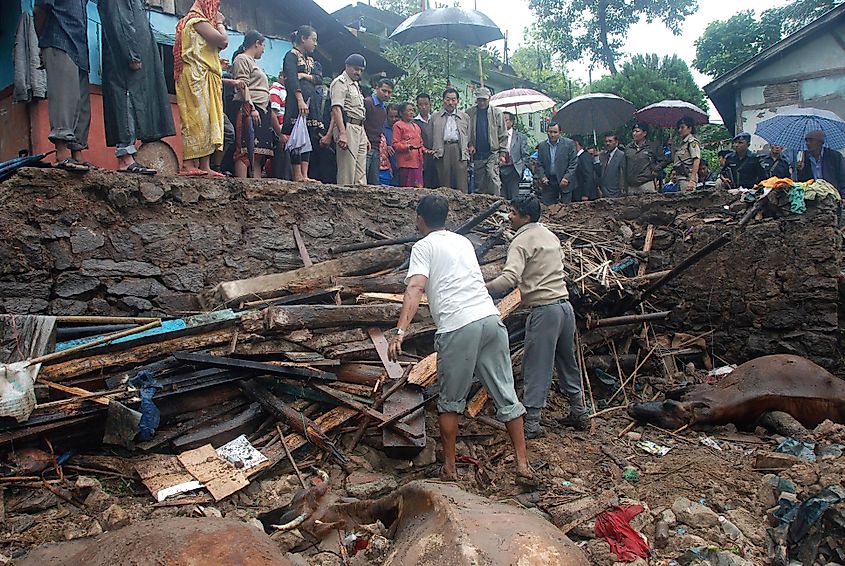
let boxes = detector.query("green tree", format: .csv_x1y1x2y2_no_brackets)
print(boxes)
528,0,698,74
694,0,844,78
373,0,423,18
591,54,706,112
510,44,584,100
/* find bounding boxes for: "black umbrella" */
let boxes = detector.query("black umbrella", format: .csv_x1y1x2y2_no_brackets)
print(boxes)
389,7,503,82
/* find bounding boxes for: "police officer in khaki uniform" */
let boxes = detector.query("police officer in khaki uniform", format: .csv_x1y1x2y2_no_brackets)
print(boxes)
672,116,701,191
330,54,368,185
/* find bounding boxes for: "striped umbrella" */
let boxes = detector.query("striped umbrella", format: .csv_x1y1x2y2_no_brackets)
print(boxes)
755,108,845,150
489,88,556,115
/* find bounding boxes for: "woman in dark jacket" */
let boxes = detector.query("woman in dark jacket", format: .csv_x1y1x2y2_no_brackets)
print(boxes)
282,25,322,182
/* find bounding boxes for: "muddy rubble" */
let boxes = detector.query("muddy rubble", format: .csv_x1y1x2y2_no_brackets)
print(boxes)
0,170,843,565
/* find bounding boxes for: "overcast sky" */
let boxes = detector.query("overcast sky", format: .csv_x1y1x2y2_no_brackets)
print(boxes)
315,0,790,88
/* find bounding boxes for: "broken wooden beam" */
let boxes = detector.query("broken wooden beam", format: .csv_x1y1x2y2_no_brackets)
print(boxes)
587,311,671,329
309,383,424,440
171,402,265,452
205,244,409,307
263,304,409,332
172,351,336,382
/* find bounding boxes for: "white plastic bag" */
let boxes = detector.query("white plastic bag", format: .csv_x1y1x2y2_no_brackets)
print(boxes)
285,113,312,156
0,360,39,422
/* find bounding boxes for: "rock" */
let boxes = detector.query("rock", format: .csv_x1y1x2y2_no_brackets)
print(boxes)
200,506,222,518
660,508,677,526
583,538,615,566
83,487,114,512
108,187,133,207
106,278,167,297
63,517,101,540
274,530,305,553
726,508,765,546
75,476,103,491
344,471,398,499
48,298,88,315
109,230,143,259
87,298,112,315
102,503,131,530
412,440,436,467
70,227,105,253
671,496,719,528
785,463,820,487
120,296,154,311
626,432,642,441
247,518,264,531
55,272,100,298
81,259,161,277
172,184,200,203
47,240,74,270
139,183,165,203
161,265,205,292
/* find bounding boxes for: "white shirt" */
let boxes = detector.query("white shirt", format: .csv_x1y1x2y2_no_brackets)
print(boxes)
443,112,459,142
414,113,431,124
577,148,584,157
506,128,514,152
406,230,499,334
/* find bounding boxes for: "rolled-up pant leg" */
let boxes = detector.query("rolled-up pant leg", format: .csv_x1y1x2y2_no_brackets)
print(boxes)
474,316,525,422
43,47,90,150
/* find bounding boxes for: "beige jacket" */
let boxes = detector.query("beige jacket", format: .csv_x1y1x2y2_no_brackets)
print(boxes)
431,108,471,161
487,222,568,306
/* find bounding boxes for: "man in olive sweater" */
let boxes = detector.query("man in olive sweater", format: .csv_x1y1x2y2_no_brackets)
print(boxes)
486,195,588,437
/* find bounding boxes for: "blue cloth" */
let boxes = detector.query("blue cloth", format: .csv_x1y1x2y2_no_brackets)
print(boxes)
475,110,491,160
371,93,385,108
128,370,163,442
810,148,824,180
35,0,89,72
661,182,679,193
379,169,392,186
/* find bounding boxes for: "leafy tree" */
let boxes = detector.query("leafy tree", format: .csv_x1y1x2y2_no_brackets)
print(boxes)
373,0,423,18
510,44,584,100
591,54,706,112
694,0,844,78
528,0,697,74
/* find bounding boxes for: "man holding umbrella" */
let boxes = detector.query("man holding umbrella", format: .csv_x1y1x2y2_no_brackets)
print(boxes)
797,130,845,194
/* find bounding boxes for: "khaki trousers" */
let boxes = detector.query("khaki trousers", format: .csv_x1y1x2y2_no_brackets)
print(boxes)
43,47,91,151
436,142,468,193
336,123,367,185
473,154,501,195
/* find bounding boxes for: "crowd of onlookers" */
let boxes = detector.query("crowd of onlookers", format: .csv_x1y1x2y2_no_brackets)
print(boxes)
33,0,845,199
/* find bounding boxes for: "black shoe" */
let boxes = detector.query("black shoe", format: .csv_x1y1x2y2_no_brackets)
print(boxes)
558,415,590,431
524,426,546,440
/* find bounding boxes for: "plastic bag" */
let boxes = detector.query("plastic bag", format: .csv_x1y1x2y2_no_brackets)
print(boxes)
0,360,39,422
286,113,312,156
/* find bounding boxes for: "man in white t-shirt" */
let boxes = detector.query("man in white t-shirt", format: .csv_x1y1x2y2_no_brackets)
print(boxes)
388,195,534,485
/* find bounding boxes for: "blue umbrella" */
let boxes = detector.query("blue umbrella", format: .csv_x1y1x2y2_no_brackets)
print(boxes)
755,108,845,150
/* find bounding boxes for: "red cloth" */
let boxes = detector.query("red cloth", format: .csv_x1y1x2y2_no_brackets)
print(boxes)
594,504,650,562
392,120,425,169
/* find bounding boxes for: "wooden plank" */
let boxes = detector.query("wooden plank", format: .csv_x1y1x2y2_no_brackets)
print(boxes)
310,383,423,439
367,328,403,381
638,225,656,277
178,444,249,501
171,351,336,382
39,380,110,406
135,398,248,451
206,244,409,306
292,224,313,268
264,304,405,332
358,292,428,305
135,454,196,501
409,289,522,388
171,403,264,452
40,327,237,382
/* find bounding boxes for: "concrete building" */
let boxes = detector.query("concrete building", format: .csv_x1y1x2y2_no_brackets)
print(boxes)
704,3,845,151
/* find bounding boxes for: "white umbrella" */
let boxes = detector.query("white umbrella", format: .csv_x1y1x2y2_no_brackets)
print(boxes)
553,93,636,143
489,88,556,115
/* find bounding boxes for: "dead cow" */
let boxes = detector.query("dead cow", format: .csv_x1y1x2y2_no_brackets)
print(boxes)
629,354,845,430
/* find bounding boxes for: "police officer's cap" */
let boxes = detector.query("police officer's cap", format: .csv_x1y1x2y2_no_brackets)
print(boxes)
345,54,367,68
732,132,751,142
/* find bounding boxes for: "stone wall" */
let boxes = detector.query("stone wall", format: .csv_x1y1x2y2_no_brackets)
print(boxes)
0,169,490,317
0,170,840,367
546,191,842,368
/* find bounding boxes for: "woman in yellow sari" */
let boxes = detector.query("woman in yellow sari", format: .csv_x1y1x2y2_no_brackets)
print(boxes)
174,0,228,176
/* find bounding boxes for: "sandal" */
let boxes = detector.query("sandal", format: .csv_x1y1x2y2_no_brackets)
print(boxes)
207,170,225,178
54,157,89,172
177,169,208,177
425,465,458,482
119,162,157,175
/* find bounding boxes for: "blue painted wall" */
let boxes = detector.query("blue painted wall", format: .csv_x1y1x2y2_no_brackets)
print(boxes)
1,2,293,90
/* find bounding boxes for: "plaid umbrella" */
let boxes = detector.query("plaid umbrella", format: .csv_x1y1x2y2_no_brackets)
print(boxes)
755,108,845,150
